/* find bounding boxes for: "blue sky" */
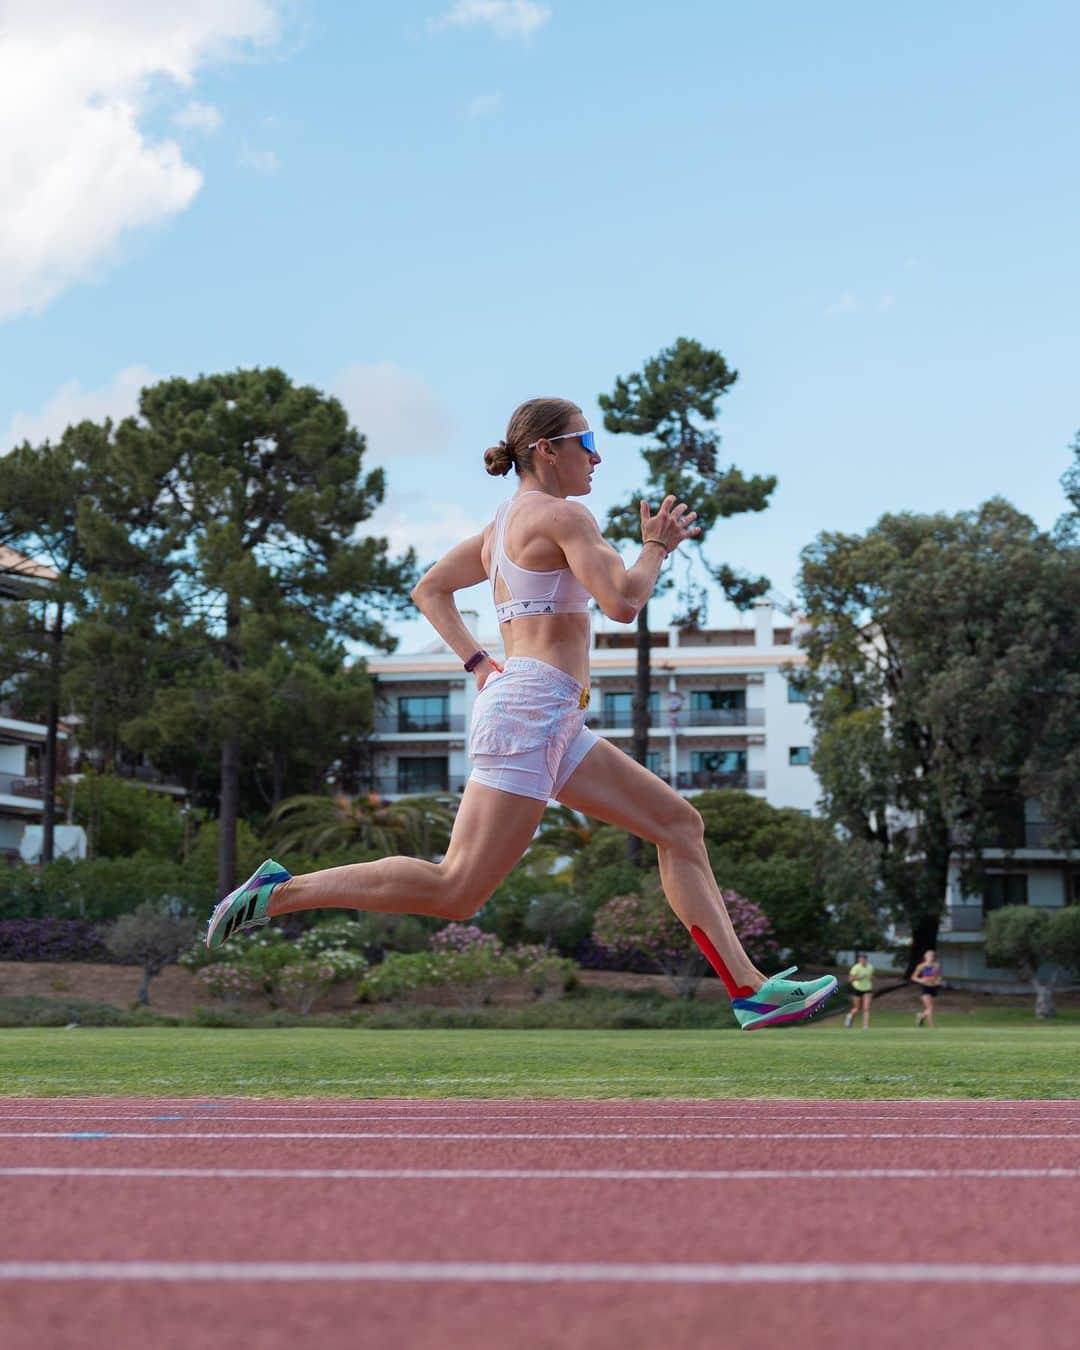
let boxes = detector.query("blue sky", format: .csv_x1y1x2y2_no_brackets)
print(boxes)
2,0,1077,651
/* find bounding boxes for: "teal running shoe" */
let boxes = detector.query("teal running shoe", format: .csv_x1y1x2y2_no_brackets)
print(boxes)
731,968,838,1030
206,858,291,950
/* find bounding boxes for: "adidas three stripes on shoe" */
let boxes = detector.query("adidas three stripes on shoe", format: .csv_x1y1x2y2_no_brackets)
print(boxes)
205,858,292,950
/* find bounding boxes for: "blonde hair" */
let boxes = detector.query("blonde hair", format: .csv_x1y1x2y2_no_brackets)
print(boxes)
484,397,582,477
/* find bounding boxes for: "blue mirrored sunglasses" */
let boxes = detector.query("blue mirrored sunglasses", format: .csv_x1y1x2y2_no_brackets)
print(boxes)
527,430,598,455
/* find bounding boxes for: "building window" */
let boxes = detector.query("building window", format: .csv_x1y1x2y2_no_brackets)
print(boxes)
789,746,811,766
602,690,658,728
787,681,810,703
983,873,1029,913
398,695,448,733
397,756,448,794
645,752,664,776
690,689,745,712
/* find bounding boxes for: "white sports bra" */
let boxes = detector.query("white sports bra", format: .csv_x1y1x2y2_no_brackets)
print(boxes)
489,491,592,623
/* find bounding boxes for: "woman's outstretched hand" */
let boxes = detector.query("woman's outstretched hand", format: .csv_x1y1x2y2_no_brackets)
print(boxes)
640,495,700,555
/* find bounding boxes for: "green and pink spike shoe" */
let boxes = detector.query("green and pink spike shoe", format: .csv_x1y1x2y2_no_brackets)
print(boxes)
690,926,837,1030
205,858,291,950
730,967,838,1030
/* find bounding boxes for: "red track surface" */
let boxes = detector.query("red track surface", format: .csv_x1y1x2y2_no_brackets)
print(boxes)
2,1098,1079,1349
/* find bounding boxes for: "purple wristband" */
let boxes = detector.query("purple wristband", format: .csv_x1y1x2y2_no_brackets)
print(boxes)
463,650,489,673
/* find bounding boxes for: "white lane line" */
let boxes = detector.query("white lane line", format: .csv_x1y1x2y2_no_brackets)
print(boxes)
1,1260,1079,1285
1,1166,1079,1181
3,1112,1078,1124
3,1130,1080,1140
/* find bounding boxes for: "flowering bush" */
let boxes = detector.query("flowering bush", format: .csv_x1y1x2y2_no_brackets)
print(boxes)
592,882,778,998
0,918,111,962
358,940,576,1008
182,925,366,1009
195,963,263,1003
430,924,503,955
293,920,371,957
272,959,338,1014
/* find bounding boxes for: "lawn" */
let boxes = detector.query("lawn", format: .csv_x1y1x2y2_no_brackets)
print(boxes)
2,1013,1079,1099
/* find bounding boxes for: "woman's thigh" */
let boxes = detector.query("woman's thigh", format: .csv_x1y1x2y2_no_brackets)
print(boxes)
439,779,547,894
555,737,692,843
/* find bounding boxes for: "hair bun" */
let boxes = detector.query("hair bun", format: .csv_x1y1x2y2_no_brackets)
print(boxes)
484,441,515,476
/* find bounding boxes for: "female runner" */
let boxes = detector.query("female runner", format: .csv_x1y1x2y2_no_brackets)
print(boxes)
912,949,943,1027
207,397,837,1029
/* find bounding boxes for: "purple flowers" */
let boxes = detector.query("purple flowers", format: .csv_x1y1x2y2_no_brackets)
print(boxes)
0,918,110,963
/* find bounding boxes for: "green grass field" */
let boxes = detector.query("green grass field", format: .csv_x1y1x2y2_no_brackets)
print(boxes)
2,1012,1079,1099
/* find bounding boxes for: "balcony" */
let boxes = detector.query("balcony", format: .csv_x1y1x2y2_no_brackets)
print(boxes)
681,707,765,728
0,771,43,800
373,714,465,735
366,775,454,797
941,905,985,934
675,770,766,791
589,707,764,730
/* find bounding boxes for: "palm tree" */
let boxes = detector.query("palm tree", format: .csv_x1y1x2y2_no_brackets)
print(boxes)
268,792,456,859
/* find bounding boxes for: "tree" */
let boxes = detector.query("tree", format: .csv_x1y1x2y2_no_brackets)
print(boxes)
110,368,417,894
796,500,1079,971
70,773,185,860
693,789,879,962
268,791,455,859
103,901,199,1005
599,338,777,785
0,420,152,861
985,906,1080,1018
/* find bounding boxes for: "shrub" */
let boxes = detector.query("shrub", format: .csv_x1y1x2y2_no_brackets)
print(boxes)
181,924,367,1010
195,963,263,1003
102,902,200,1005
71,773,186,860
985,905,1080,1018
430,924,503,955
0,917,111,962
357,940,576,1009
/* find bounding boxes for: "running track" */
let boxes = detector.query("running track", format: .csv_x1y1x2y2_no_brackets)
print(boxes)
2,1098,1079,1350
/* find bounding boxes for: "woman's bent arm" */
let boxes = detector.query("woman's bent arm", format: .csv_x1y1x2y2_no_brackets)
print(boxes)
411,534,491,665
553,496,699,623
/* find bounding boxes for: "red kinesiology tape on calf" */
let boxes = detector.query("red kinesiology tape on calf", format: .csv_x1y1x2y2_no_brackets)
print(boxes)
690,925,754,1000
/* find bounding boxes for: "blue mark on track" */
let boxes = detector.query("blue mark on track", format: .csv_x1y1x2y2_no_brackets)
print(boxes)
67,1132,112,1138
150,1115,184,1121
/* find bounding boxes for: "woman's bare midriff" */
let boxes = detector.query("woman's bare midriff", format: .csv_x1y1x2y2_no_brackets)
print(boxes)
498,611,591,686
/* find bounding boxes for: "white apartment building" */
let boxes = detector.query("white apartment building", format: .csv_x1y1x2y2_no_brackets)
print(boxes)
363,599,818,811
0,545,64,862
933,800,1078,980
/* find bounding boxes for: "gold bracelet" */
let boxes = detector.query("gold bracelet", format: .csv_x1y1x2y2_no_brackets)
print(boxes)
643,538,670,556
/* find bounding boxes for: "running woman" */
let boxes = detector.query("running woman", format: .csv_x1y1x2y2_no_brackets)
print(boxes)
206,398,837,1029
912,949,942,1027
844,952,874,1029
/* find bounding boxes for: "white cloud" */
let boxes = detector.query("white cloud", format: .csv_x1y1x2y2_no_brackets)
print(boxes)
371,500,486,560
824,292,861,317
332,362,455,461
430,1,551,40
466,91,503,118
239,142,280,174
173,100,222,133
0,1,281,322
2,365,156,452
